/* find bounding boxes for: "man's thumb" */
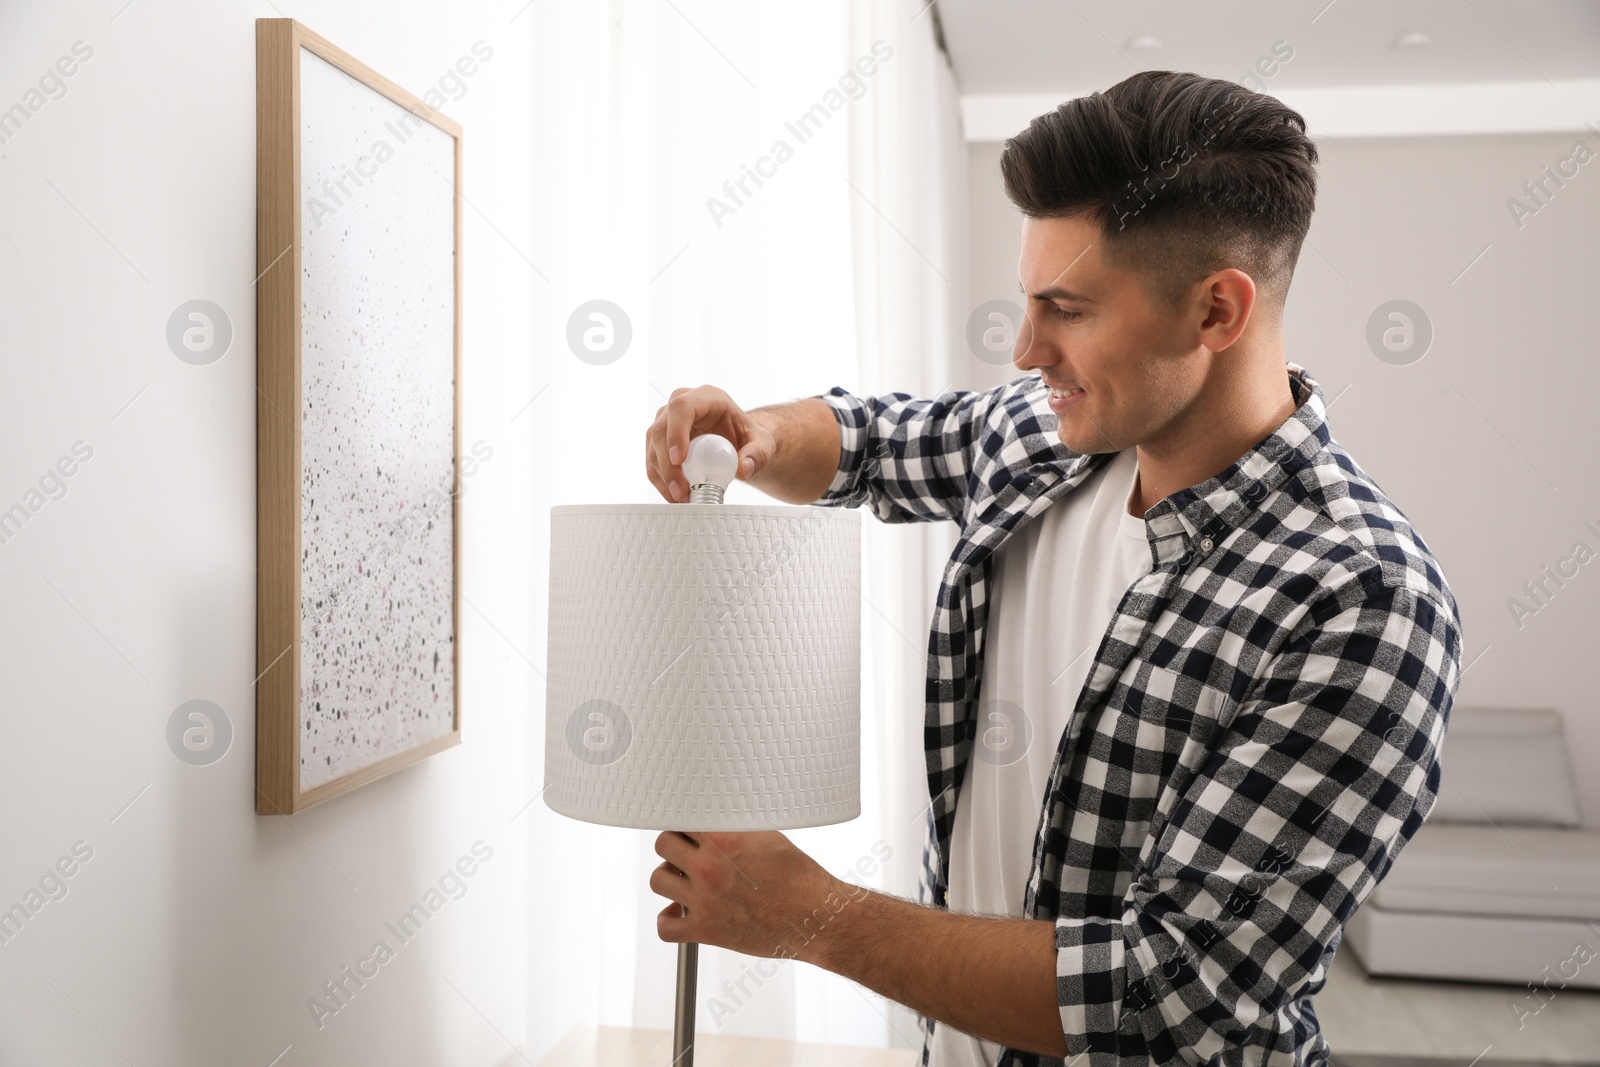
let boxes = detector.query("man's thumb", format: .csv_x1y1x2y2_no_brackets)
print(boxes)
736,445,764,479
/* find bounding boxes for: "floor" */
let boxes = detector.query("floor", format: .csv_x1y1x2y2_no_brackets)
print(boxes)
1318,945,1600,1063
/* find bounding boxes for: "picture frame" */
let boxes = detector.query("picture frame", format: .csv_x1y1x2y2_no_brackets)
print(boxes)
255,18,463,815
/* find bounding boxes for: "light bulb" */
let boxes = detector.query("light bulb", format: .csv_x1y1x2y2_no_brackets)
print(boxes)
683,434,738,504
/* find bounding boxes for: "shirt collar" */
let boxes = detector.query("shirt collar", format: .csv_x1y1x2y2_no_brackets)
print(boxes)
1140,361,1329,558
963,363,1330,577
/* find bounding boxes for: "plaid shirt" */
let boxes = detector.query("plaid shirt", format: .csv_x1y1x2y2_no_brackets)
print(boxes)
811,364,1463,1067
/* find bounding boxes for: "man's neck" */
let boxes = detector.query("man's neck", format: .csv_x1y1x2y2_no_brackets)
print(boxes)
1127,357,1298,519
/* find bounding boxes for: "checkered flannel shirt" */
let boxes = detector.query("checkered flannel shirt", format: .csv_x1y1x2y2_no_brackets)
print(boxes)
810,363,1463,1067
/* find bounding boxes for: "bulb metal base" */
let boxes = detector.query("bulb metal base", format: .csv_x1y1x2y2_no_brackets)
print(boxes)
688,484,725,504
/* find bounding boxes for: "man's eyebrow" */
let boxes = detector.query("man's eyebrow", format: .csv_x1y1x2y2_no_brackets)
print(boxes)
1018,280,1096,303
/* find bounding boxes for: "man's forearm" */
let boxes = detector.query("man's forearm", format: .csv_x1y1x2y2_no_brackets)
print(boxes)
797,883,1068,1057
746,397,841,505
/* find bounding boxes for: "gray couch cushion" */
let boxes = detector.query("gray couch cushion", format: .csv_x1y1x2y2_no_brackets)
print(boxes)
1427,706,1582,827
1372,823,1600,921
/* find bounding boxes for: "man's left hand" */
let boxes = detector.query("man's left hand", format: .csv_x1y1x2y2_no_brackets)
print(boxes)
649,830,858,963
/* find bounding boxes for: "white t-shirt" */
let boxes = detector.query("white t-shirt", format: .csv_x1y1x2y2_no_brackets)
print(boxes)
929,447,1154,1067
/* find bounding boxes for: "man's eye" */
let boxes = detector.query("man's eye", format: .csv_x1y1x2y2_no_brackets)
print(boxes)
1053,307,1081,321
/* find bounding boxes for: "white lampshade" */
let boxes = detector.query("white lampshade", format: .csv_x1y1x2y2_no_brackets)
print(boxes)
543,503,862,831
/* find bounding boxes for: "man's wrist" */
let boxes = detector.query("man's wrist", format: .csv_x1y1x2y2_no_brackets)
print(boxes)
791,875,884,973
743,398,840,504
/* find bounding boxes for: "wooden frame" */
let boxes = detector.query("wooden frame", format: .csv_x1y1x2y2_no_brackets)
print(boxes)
256,18,463,815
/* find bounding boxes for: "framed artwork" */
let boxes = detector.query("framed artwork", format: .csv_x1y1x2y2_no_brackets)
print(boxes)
255,18,462,814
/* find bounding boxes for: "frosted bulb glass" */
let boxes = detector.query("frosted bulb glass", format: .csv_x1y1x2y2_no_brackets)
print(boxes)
683,434,738,504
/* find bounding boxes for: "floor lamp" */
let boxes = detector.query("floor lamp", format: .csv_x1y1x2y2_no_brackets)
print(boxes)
543,435,862,1066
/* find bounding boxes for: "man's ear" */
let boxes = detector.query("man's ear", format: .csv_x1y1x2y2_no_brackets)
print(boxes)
1196,268,1256,353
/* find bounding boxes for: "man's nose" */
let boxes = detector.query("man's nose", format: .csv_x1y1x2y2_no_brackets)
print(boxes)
1011,307,1050,373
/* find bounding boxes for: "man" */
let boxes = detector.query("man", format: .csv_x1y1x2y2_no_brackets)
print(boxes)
642,70,1462,1065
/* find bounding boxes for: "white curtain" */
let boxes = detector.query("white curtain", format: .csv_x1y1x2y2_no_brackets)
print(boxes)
524,0,964,1053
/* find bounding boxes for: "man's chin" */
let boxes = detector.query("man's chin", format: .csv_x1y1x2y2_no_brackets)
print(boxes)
1055,423,1091,453
1057,422,1121,456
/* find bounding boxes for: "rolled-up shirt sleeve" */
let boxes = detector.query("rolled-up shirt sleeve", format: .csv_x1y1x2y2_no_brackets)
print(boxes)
812,384,1003,525
1055,578,1461,1064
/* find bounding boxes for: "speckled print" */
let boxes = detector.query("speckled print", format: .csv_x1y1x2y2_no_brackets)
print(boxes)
297,49,457,792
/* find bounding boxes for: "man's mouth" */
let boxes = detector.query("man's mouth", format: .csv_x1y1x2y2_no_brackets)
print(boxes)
1046,381,1085,411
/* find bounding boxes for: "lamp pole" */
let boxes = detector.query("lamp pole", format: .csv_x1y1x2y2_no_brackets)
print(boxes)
672,940,698,1065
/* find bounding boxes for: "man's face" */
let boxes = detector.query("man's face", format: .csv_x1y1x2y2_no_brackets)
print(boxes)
1013,214,1210,456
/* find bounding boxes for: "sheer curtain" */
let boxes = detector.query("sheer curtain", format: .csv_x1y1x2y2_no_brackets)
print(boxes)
523,0,964,1053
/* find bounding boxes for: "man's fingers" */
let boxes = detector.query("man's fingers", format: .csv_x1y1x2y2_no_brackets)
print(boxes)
645,454,673,503
648,418,688,502
657,902,692,943
659,392,711,501
648,861,690,904
662,389,703,475
645,425,674,503
654,830,699,862
649,429,676,502
647,456,679,503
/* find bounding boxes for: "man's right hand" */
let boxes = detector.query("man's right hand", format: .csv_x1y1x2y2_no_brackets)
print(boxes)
645,385,776,503
645,387,841,506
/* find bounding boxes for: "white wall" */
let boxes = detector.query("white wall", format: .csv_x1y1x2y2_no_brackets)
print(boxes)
963,132,1600,825
0,2,588,1064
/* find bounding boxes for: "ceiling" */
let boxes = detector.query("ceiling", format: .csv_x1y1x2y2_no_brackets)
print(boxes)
935,0,1600,95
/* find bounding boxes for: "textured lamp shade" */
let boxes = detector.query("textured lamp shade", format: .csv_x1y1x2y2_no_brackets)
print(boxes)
543,504,862,831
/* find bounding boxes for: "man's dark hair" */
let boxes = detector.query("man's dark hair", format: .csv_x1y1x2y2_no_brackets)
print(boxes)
1000,70,1318,316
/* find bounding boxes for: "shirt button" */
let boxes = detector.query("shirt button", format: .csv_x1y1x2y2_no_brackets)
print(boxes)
1198,536,1214,553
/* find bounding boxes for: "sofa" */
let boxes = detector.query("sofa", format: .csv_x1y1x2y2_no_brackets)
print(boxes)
1343,706,1600,989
